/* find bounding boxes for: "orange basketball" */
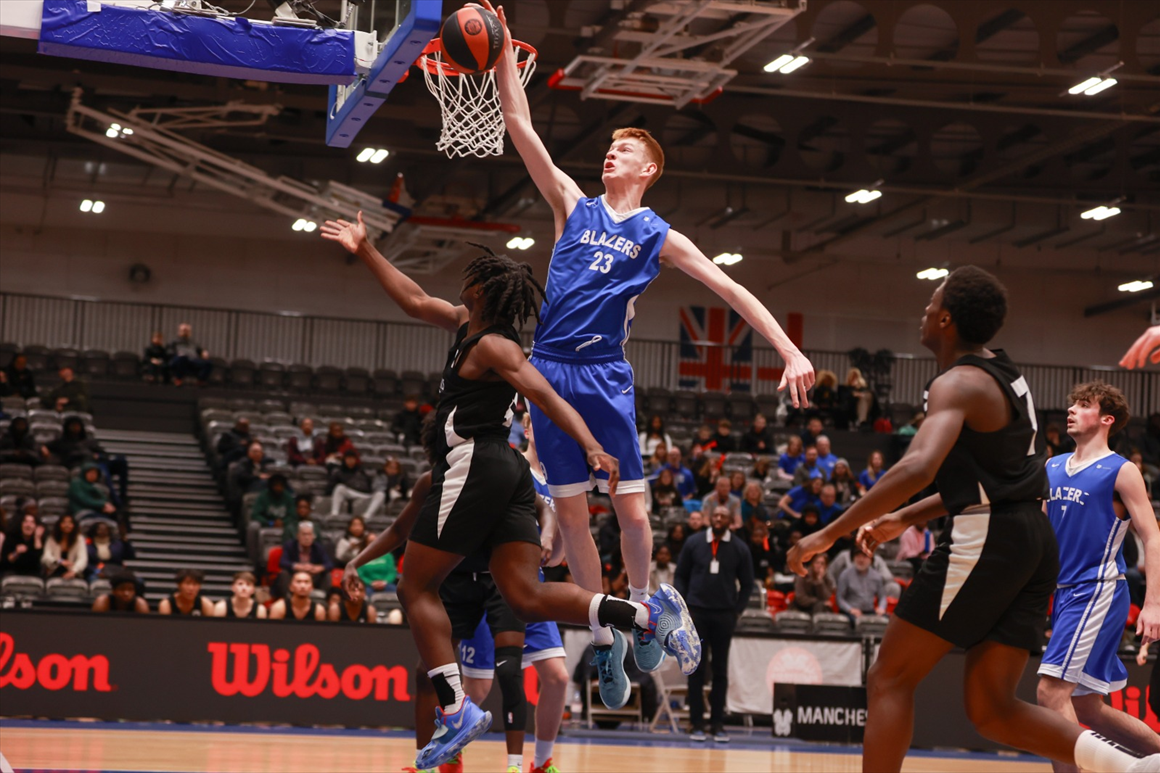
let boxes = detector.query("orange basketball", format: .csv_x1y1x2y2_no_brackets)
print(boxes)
439,5,505,75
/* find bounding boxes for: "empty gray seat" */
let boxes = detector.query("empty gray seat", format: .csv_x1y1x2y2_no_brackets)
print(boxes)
1,575,45,597
773,609,812,634
812,612,853,636
46,577,90,598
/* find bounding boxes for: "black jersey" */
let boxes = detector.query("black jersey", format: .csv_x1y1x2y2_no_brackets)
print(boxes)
167,593,207,616
433,323,521,462
226,599,259,618
923,350,1048,514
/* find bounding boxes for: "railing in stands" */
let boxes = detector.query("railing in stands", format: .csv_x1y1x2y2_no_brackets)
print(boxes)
1,291,1155,411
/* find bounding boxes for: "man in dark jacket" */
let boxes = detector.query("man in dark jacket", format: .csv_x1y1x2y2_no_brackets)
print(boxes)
47,416,129,505
328,450,382,517
0,417,40,466
216,418,252,470
42,367,90,414
276,520,332,596
4,354,37,399
167,322,212,386
390,395,424,447
675,504,755,743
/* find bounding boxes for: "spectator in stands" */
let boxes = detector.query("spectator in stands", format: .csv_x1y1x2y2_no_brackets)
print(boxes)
92,569,149,613
42,367,90,414
1,508,44,576
294,494,314,532
250,473,297,539
638,414,673,458
0,369,10,398
167,323,211,386
357,541,398,594
328,449,381,517
3,354,37,399
686,510,706,535
643,442,667,477
158,568,215,616
375,457,410,503
336,515,372,564
0,417,40,467
1128,451,1154,499
777,476,824,522
329,574,377,623
792,446,826,486
816,484,845,525
752,455,772,482
693,424,715,450
85,520,133,580
828,548,900,600
793,553,836,614
214,571,267,619
69,463,117,520
748,520,781,586
665,523,688,557
287,417,319,467
896,411,924,438
740,413,775,455
674,505,754,743
270,570,327,621
691,452,716,498
142,331,168,383
727,469,747,499
776,435,804,481
701,476,741,529
319,421,355,468
896,524,934,576
829,459,856,505
741,481,770,524
857,450,887,495
839,367,876,429
277,521,332,596
46,416,129,506
1043,422,1075,459
798,505,823,537
836,549,887,623
391,395,424,448
648,543,675,594
652,447,695,499
809,370,839,424
814,436,838,478
800,417,824,449
217,417,253,470
650,468,682,514
711,419,736,453
230,442,270,496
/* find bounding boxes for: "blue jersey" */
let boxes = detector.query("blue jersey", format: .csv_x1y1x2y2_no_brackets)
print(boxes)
1046,452,1130,587
533,196,670,362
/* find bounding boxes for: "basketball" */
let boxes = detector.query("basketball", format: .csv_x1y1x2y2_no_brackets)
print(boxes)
439,5,505,75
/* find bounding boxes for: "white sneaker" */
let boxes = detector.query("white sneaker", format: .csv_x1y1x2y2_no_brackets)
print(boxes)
1127,754,1160,773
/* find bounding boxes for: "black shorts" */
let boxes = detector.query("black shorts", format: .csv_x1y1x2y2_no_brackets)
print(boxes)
895,501,1059,653
410,437,541,558
441,570,525,641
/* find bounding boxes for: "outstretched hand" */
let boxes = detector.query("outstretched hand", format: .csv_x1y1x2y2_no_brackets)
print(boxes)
1119,325,1160,370
857,513,908,556
320,211,368,255
786,530,835,577
778,350,816,410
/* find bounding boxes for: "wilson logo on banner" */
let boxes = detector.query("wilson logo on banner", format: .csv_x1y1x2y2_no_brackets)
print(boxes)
208,642,411,702
0,632,113,692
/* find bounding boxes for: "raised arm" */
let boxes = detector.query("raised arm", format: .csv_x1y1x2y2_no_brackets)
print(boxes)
320,212,466,333
1119,325,1160,370
485,1,584,232
473,334,619,493
1117,462,1160,644
660,228,815,408
857,493,947,555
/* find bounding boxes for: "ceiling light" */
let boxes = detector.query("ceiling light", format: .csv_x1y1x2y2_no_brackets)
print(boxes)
506,236,535,250
356,148,375,163
1118,280,1154,293
780,55,810,73
1083,77,1117,95
122,127,133,136
370,149,390,164
302,221,317,233
292,218,307,231
80,199,93,213
916,267,949,281
1080,205,1121,221
91,200,105,214
764,54,810,74
845,189,883,204
712,252,743,266
357,147,390,164
105,127,119,138
763,54,794,73
1067,76,1102,95
1068,76,1117,96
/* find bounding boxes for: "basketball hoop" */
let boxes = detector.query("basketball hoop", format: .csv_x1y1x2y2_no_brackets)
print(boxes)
418,38,537,159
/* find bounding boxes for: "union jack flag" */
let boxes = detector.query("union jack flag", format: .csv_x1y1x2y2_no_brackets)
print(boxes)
678,307,801,392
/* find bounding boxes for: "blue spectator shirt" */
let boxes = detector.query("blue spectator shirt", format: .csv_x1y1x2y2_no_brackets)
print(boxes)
859,467,885,491
818,502,845,524
817,452,839,477
779,452,805,477
784,485,820,514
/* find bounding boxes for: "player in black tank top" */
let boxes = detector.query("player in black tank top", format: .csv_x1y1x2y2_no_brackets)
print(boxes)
320,220,704,770
786,267,1153,773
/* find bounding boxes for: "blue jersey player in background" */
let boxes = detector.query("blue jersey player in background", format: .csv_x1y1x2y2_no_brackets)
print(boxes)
1037,381,1160,772
487,0,814,709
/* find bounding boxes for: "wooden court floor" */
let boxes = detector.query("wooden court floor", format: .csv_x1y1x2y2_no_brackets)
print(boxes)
0,721,1051,773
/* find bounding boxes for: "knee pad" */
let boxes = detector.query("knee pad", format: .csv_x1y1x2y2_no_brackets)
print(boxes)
494,646,526,731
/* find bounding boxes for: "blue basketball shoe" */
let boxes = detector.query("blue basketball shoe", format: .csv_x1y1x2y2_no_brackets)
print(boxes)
591,628,631,709
633,626,666,673
646,583,701,675
415,697,492,770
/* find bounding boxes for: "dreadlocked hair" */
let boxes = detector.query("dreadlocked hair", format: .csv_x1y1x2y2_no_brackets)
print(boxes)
462,243,545,330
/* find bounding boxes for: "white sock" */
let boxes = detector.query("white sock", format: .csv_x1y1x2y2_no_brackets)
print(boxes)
507,753,523,770
628,584,649,604
1074,730,1144,772
589,595,614,646
427,663,465,714
534,738,555,767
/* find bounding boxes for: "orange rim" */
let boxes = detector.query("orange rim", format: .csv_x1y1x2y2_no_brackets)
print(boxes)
417,38,536,77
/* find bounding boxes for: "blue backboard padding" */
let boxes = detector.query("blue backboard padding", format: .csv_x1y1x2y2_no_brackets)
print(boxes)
38,0,357,86
326,0,442,147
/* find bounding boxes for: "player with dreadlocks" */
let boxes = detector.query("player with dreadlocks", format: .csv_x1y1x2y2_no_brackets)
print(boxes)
321,213,702,770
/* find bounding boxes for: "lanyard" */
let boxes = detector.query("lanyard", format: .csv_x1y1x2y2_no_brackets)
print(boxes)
711,539,720,559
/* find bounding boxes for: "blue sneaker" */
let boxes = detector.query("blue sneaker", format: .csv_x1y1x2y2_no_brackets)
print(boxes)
647,583,702,675
633,626,666,672
415,697,492,770
591,628,631,709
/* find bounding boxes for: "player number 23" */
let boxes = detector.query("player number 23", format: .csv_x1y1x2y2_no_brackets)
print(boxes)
588,251,614,274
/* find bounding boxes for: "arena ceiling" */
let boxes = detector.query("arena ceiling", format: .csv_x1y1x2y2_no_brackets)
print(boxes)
0,0,1157,300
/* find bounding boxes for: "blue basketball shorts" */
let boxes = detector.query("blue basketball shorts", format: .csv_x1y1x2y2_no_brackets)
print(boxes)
527,355,644,497
1038,580,1130,696
458,617,566,678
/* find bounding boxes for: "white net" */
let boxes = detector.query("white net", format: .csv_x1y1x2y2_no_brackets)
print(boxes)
420,42,537,159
